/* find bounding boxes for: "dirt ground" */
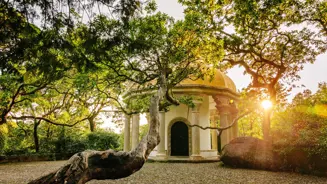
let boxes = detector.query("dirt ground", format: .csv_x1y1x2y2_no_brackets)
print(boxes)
0,161,326,184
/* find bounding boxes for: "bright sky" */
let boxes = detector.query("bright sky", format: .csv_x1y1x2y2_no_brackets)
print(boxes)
156,0,327,101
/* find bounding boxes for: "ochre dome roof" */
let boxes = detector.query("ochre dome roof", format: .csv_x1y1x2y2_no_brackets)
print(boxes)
178,69,237,92
124,69,239,100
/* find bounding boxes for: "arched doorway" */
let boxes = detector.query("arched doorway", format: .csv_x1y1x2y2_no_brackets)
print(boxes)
171,121,189,156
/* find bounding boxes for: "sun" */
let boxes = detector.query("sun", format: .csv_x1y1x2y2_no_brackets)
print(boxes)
261,100,272,110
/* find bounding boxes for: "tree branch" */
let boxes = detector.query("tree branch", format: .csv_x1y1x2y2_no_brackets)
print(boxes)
9,116,89,127
188,110,252,132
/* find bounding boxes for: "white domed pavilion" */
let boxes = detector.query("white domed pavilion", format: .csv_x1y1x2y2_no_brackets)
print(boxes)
123,69,240,160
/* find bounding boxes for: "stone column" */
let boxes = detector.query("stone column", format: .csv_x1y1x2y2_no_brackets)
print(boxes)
210,110,218,150
227,114,233,142
231,110,238,140
123,114,131,151
191,100,203,160
131,113,140,150
213,96,230,148
219,108,229,148
156,111,166,159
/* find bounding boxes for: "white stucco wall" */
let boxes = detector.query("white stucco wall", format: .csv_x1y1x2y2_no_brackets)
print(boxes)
162,95,212,157
164,103,189,150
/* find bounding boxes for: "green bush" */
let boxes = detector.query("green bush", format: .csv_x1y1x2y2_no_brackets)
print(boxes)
0,124,8,154
3,121,121,155
86,131,120,150
51,131,121,154
118,131,124,151
139,124,149,140
271,85,327,174
54,136,87,154
0,132,6,154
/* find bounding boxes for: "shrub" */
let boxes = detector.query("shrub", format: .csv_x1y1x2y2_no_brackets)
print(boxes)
271,86,327,175
0,132,6,154
0,124,8,154
54,136,87,154
86,131,120,150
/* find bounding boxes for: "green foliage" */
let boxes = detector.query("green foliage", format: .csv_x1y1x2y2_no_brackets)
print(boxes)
237,88,264,138
237,83,288,138
178,95,203,108
118,131,125,151
54,137,86,154
3,120,121,155
180,0,326,103
1,0,226,157
3,121,34,155
126,95,152,113
53,130,121,154
139,123,149,140
86,131,120,151
0,125,8,154
272,83,327,160
179,0,327,140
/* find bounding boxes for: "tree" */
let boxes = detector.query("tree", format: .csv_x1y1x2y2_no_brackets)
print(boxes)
0,2,225,183
180,0,326,140
0,3,71,125
0,0,144,126
284,0,327,36
237,89,264,138
1,0,150,158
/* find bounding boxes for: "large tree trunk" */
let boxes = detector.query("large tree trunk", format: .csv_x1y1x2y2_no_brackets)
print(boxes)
88,104,104,132
88,118,96,132
33,120,41,153
28,73,167,184
262,109,272,141
250,119,253,137
262,86,276,142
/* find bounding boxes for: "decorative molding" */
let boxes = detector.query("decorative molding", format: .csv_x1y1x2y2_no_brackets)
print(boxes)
201,150,217,152
124,85,240,101
173,85,240,99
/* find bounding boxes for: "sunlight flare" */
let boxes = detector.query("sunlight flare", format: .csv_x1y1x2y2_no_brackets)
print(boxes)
261,100,273,110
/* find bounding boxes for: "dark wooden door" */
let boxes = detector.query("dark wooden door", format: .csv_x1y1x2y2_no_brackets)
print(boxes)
171,121,189,156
